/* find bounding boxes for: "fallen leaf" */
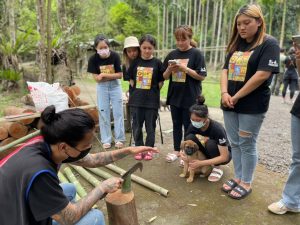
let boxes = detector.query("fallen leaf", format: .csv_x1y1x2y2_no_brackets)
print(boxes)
188,204,197,207
148,216,157,223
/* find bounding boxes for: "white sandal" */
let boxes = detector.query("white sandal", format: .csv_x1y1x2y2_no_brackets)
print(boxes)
115,141,124,149
165,153,178,162
208,168,223,182
103,143,111,149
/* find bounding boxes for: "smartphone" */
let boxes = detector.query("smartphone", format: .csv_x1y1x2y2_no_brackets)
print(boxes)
292,35,300,45
168,59,178,65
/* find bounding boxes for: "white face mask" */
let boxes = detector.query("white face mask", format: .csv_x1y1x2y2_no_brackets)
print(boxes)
97,49,110,58
191,119,205,129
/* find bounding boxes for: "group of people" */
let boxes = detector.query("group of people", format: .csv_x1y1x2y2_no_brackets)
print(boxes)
0,3,299,225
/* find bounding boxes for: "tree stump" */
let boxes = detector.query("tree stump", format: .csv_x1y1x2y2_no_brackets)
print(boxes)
105,190,138,225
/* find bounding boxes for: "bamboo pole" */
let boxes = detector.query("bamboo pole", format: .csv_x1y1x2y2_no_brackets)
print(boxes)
70,165,101,187
88,165,169,197
64,166,87,198
58,171,81,201
0,130,41,153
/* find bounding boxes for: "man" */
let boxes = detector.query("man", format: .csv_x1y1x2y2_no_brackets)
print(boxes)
271,48,286,96
268,41,300,214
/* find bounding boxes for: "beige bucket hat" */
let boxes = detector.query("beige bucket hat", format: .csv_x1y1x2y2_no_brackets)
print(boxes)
123,36,139,49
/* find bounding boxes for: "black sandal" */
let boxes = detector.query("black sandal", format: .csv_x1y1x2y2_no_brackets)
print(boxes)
228,185,252,200
221,179,238,193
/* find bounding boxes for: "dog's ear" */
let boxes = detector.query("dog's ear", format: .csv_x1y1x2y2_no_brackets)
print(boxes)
193,142,199,151
180,141,186,150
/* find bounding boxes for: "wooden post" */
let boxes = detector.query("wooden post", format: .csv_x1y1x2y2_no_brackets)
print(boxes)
105,190,138,225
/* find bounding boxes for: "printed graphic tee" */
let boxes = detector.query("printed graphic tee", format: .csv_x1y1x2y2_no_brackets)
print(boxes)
128,57,164,109
163,48,207,109
222,36,280,114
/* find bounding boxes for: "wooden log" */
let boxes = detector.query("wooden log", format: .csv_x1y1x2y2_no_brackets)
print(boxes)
70,85,81,96
3,122,28,139
85,108,99,123
106,190,139,225
0,126,8,140
0,137,17,160
3,106,36,125
63,86,76,102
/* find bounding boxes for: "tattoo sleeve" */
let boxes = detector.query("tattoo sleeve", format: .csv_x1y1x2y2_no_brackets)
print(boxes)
52,186,105,225
72,147,131,168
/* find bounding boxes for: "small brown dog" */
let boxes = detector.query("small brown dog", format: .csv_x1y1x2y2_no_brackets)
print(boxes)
180,139,212,183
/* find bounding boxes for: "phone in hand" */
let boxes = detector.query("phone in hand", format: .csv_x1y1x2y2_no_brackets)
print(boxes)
168,59,178,65
292,35,300,48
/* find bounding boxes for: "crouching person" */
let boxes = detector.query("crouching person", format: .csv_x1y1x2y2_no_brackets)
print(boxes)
0,105,158,225
180,96,231,183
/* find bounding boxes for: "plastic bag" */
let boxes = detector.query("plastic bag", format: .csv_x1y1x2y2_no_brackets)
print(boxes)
27,81,69,112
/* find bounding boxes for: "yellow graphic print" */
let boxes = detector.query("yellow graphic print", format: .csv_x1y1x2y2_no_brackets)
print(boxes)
172,59,189,83
136,67,153,90
100,64,115,74
228,51,253,82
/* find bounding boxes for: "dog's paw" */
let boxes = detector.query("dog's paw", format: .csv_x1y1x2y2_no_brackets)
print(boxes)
186,178,194,183
179,173,187,178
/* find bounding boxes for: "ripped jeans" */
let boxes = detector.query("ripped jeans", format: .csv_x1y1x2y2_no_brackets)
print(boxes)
223,111,265,183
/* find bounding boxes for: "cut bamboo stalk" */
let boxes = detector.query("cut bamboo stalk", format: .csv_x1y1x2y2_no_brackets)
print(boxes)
86,167,113,180
3,106,36,125
70,165,101,187
105,164,169,197
0,126,8,140
3,122,28,138
0,130,40,153
58,171,81,202
64,166,87,198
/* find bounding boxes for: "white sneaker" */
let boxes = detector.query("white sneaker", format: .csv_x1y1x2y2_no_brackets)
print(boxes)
268,201,300,215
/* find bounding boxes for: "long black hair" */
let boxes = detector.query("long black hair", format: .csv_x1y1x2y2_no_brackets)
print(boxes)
40,105,95,147
94,34,110,49
139,34,156,48
189,95,209,118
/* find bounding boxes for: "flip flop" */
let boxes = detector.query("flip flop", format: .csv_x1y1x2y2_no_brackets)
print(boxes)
228,185,252,200
221,179,239,193
208,168,224,182
134,153,143,160
165,153,178,162
103,143,111,149
144,151,153,161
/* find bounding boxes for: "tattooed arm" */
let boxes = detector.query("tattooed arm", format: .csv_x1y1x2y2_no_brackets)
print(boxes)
72,146,158,168
52,177,122,225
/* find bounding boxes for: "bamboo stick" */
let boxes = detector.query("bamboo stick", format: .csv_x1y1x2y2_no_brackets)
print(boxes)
86,167,113,180
105,164,169,197
64,166,87,198
0,130,41,153
0,104,97,123
58,171,81,202
70,165,101,187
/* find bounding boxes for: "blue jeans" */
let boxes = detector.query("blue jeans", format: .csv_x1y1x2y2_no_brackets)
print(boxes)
97,80,125,144
223,111,265,183
281,115,300,209
53,183,105,225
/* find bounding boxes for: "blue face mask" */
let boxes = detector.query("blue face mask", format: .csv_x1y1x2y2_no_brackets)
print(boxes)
191,120,205,129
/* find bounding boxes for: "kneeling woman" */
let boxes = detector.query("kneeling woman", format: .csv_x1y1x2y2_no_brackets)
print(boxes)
181,96,231,182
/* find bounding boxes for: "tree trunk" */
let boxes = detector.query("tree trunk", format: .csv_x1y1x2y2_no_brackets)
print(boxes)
176,0,179,27
188,0,192,26
7,0,16,46
166,4,169,49
46,0,52,83
279,0,287,48
268,6,274,35
171,0,175,48
209,0,218,65
157,3,160,57
36,0,47,82
162,0,166,50
185,1,188,25
196,0,201,36
203,0,209,53
214,0,223,71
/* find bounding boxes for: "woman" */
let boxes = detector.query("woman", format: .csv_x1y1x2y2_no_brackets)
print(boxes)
87,34,125,149
268,43,300,214
282,47,298,104
181,96,231,182
220,4,280,199
128,34,164,160
0,105,158,225
163,25,207,163
122,36,140,133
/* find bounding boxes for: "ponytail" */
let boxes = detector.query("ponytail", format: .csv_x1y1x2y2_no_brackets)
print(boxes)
190,39,198,48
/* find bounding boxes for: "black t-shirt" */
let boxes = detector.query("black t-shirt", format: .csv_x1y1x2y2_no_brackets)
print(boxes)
284,55,298,80
222,36,280,114
128,57,164,109
28,173,69,224
163,48,207,109
122,64,130,81
87,51,122,75
186,119,231,149
291,94,300,118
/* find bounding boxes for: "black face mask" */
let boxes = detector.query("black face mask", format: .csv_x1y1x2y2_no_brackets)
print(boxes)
62,146,92,163
185,147,197,156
